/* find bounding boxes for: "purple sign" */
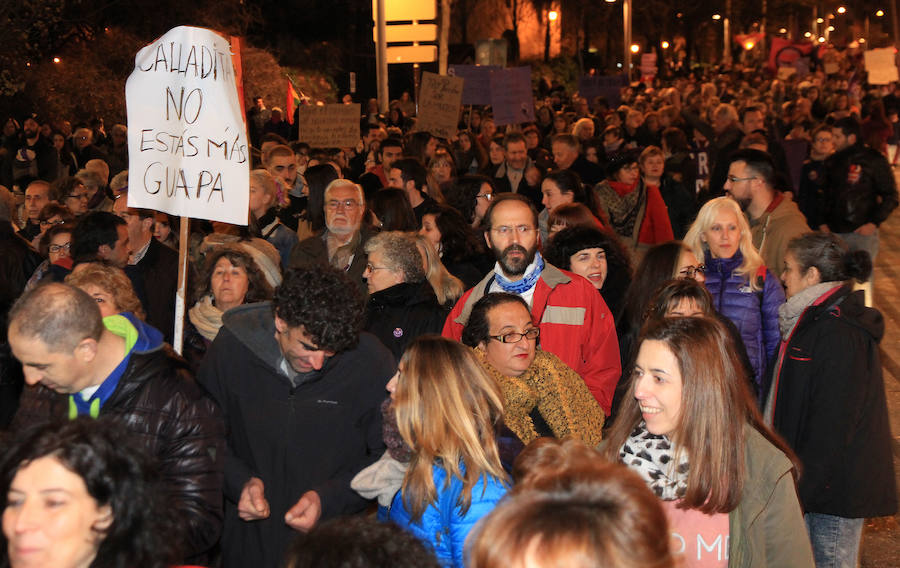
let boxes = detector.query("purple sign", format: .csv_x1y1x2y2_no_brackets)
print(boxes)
577,74,628,108
490,67,534,126
448,64,499,105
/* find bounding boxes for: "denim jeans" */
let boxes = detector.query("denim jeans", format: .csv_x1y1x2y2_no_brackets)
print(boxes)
804,513,864,568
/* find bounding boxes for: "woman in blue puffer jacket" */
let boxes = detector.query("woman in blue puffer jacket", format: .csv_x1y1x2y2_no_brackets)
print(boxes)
385,336,508,568
684,197,785,401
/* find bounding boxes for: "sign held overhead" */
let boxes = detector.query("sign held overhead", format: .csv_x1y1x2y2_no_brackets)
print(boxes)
126,25,250,225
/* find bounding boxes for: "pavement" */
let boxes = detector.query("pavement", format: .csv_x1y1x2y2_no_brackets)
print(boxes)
859,204,900,566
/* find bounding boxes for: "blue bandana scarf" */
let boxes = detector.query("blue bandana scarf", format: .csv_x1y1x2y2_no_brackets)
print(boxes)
494,252,544,294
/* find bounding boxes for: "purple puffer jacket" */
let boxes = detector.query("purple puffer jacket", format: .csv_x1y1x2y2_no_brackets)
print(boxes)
703,250,785,398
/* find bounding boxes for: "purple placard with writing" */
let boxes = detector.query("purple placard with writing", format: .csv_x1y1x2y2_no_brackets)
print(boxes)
448,64,499,105
490,67,534,126
577,74,628,108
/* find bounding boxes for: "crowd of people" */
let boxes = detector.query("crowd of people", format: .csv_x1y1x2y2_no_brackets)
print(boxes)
0,60,898,568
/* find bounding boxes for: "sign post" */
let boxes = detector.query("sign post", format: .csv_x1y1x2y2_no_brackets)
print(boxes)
126,26,250,353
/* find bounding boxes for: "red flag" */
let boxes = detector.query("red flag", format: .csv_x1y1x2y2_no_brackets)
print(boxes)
286,80,301,125
768,36,814,71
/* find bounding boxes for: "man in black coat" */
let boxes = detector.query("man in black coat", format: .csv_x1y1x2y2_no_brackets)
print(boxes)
7,283,224,563
113,192,179,343
198,266,395,567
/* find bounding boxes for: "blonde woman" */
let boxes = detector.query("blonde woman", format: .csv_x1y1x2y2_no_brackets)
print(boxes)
683,197,784,400
66,261,145,320
386,336,508,568
414,234,464,308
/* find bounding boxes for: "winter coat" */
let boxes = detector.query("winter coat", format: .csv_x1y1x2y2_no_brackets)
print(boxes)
289,227,374,296
135,237,179,344
821,142,899,232
728,426,815,567
748,193,810,278
197,302,395,567
11,313,225,563
442,263,621,415
388,463,507,568
703,250,784,396
769,285,898,518
364,281,448,361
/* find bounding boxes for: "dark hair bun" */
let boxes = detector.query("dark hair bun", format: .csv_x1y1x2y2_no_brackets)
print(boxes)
844,249,873,283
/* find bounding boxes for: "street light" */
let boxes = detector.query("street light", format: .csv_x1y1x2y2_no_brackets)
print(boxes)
876,10,885,17
837,6,846,14
804,31,812,38
661,40,670,49
630,43,640,53
779,28,787,34
53,57,60,64
817,18,825,24
544,9,559,62
712,14,722,20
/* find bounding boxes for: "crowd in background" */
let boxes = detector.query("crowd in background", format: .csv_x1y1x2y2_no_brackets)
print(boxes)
0,59,897,568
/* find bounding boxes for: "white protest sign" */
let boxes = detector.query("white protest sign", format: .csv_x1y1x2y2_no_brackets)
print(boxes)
414,72,464,139
865,48,899,85
126,26,249,225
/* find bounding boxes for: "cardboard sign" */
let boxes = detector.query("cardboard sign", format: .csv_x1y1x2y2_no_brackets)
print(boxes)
577,74,628,107
414,72,464,139
297,104,361,148
865,48,899,85
640,53,658,76
448,64,499,104
126,26,250,225
490,67,534,126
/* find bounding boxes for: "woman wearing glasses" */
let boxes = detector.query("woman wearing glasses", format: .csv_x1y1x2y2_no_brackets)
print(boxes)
25,222,76,288
684,197,785,403
461,293,605,466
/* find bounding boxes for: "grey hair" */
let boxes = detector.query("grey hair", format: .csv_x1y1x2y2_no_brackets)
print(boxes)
364,231,425,283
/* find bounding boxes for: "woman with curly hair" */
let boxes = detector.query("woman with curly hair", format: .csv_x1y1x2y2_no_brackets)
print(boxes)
442,175,495,228
418,203,488,288
384,336,508,568
544,225,632,322
65,261,146,320
1,418,179,568
683,197,784,401
183,245,274,371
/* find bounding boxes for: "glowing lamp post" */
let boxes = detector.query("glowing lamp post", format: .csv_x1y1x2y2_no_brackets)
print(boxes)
544,9,558,62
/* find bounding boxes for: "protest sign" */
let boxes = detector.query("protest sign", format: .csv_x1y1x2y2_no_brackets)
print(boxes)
865,48,899,85
297,104,361,148
126,26,249,225
448,64,498,105
414,72,464,139
577,74,628,107
490,67,534,126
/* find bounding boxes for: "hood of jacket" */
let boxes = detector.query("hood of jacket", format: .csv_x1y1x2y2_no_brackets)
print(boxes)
114,311,165,354
220,302,283,373
807,285,884,343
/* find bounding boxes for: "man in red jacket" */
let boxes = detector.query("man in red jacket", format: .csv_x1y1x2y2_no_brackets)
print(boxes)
442,193,620,414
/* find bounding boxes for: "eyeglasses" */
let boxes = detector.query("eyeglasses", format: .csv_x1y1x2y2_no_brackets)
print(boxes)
48,242,70,253
40,219,65,226
476,192,493,201
365,263,392,273
489,328,540,344
726,175,757,183
491,225,535,236
326,199,360,210
67,193,88,200
679,264,706,278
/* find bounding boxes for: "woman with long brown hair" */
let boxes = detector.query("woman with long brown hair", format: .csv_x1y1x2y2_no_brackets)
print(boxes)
600,316,814,567
385,336,508,567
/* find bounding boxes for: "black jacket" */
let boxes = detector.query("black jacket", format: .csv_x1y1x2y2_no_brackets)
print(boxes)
770,286,897,518
289,227,373,296
197,303,395,567
11,347,225,562
136,237,180,343
364,281,448,360
822,142,900,232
